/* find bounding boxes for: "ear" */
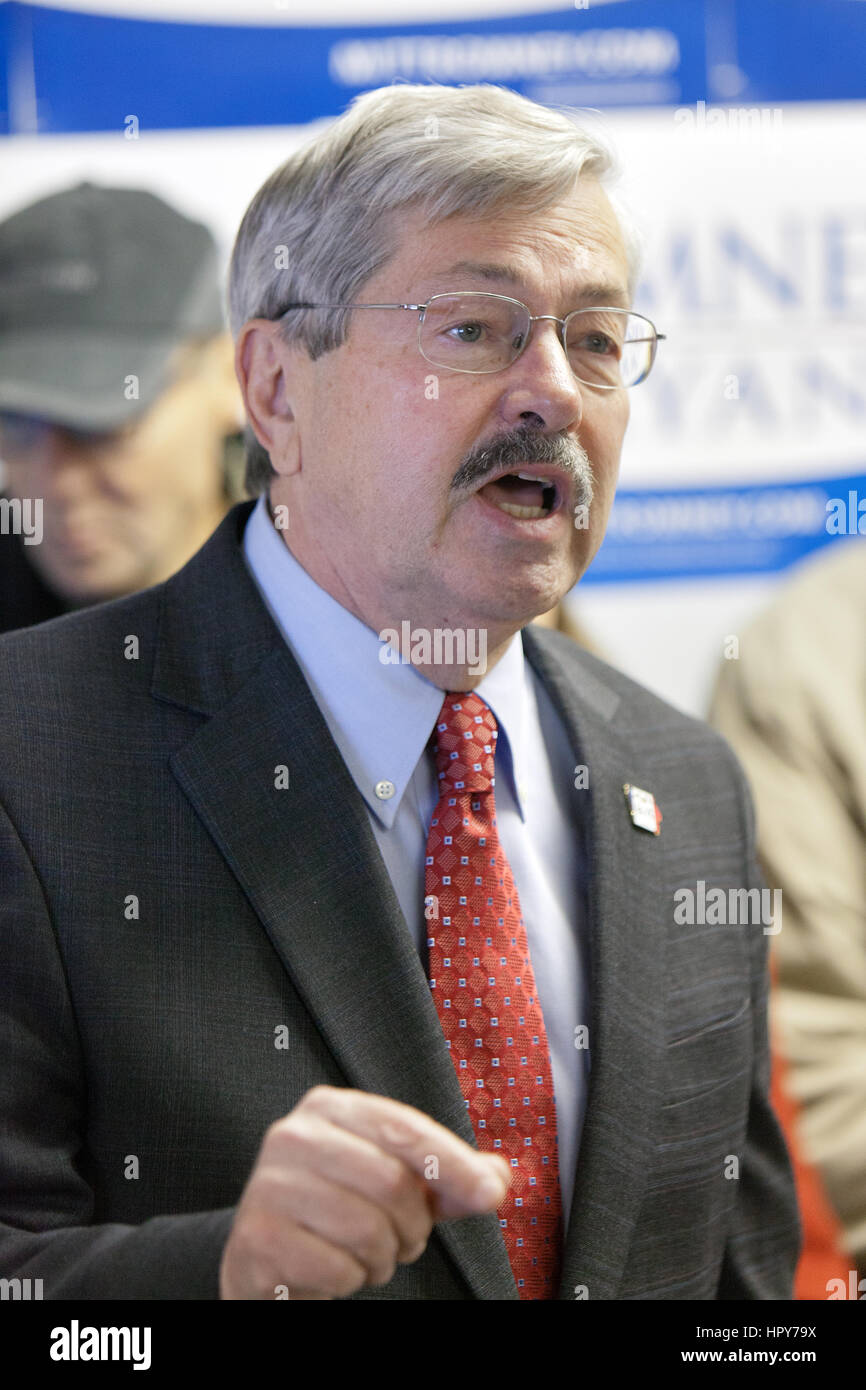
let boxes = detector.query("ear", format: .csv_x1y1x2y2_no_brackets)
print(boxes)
234,319,304,478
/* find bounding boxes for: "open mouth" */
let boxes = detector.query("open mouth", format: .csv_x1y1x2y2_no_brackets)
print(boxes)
476,470,561,520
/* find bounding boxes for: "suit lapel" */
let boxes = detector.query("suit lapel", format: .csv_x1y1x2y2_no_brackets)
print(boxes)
157,505,517,1299
522,627,667,1300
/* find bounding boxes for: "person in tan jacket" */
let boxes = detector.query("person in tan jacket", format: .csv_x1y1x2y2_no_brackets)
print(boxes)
710,537,866,1281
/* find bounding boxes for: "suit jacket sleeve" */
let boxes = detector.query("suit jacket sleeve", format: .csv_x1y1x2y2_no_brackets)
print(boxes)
716,745,801,1298
0,796,235,1299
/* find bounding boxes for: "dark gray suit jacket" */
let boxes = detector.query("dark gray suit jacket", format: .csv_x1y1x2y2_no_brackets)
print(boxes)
0,501,800,1299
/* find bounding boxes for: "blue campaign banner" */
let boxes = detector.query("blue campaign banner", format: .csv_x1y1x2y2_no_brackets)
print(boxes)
735,0,866,106
582,471,866,584
0,0,864,137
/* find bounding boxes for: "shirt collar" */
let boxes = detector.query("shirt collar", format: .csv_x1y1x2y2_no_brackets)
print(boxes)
242,492,530,827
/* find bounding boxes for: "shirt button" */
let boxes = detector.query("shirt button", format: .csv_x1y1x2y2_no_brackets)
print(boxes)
375,780,396,801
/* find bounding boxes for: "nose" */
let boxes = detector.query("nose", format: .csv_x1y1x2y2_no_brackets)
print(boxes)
499,315,584,434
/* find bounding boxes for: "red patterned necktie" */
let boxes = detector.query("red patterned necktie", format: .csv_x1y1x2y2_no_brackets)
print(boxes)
424,690,563,1299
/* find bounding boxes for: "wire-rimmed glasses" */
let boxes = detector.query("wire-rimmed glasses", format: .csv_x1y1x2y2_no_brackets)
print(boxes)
274,291,665,388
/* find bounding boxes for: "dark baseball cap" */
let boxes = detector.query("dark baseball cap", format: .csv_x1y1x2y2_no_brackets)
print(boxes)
0,182,225,430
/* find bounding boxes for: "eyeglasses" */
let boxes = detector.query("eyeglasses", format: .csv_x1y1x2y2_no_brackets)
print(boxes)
274,292,665,388
0,413,124,455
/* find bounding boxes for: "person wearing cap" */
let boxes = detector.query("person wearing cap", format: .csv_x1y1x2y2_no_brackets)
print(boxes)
0,85,798,1301
0,182,243,633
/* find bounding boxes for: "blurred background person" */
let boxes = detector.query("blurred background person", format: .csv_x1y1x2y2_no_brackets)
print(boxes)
0,182,244,633
710,538,866,1287
532,601,597,650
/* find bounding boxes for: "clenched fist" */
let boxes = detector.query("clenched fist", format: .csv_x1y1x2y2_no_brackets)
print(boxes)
219,1085,511,1299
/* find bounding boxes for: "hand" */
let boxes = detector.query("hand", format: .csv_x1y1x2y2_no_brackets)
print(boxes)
219,1085,511,1299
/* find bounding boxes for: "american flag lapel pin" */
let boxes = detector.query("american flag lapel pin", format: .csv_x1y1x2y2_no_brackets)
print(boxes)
623,783,662,835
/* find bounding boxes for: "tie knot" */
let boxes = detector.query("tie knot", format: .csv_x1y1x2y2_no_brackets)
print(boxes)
430,690,498,795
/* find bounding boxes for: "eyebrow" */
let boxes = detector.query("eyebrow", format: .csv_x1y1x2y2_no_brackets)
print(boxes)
421,260,630,308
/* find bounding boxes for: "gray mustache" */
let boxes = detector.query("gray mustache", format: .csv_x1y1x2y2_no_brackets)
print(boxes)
451,427,594,507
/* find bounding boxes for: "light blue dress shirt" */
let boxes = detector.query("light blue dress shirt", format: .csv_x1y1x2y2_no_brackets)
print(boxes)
242,493,590,1231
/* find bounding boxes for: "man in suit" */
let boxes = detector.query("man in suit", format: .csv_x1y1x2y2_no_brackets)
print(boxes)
0,82,799,1300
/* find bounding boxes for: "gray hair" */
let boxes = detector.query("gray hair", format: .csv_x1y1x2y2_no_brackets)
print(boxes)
228,82,643,496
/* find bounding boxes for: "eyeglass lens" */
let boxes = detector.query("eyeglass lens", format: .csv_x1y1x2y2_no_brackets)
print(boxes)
0,414,121,454
419,294,656,386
